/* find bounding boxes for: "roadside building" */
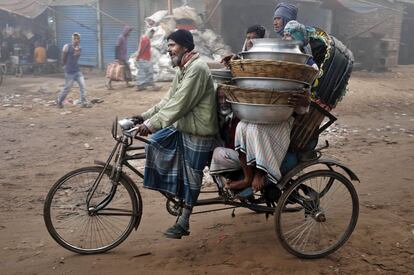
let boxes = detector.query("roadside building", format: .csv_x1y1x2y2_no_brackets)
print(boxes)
204,0,413,70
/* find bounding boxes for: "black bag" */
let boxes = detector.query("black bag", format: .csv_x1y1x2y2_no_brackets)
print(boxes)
310,33,354,107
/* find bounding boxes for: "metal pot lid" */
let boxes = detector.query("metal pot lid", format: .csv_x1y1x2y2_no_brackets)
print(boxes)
233,77,307,85
211,70,232,80
247,38,303,53
239,51,310,58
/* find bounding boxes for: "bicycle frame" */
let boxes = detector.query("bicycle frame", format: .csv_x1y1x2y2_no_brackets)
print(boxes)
44,119,360,258
85,122,148,211
87,119,360,218
86,122,276,216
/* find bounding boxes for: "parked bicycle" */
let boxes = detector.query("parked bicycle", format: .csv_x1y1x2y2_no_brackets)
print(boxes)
44,115,359,259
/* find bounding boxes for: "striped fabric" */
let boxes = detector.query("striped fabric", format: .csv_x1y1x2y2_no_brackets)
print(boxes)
209,147,241,174
136,60,154,87
143,127,216,206
235,119,294,183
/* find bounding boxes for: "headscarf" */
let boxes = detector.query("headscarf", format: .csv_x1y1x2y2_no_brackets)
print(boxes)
273,3,298,35
122,25,133,37
167,29,195,51
283,20,316,46
117,26,133,60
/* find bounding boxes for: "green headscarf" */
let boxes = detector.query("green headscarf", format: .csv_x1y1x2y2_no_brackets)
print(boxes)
283,20,316,45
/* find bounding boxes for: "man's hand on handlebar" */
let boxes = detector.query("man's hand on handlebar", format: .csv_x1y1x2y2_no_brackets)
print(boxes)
131,115,144,125
136,124,151,136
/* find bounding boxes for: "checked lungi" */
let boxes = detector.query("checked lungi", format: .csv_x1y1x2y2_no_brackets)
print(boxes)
143,127,216,206
136,60,154,88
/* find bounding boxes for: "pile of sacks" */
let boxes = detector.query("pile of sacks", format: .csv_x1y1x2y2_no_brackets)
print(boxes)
130,5,232,82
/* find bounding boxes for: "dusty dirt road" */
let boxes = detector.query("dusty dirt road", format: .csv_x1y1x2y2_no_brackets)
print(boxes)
0,67,413,275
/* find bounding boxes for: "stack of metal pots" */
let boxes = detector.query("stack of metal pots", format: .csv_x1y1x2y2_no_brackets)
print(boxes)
210,68,232,84
220,38,319,124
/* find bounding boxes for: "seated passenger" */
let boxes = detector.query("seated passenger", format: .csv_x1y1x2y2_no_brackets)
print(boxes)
211,21,320,195
221,24,266,66
282,20,319,70
273,2,298,37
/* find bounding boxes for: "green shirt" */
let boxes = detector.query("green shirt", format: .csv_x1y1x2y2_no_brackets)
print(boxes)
142,54,218,137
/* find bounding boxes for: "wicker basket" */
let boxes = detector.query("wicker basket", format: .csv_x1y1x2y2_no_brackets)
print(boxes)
218,83,296,105
289,101,337,152
230,59,318,84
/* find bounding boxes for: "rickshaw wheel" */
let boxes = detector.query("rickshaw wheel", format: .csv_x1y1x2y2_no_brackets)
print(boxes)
275,170,359,259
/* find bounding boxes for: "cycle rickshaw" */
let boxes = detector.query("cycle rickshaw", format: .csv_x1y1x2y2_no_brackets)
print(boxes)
44,31,359,259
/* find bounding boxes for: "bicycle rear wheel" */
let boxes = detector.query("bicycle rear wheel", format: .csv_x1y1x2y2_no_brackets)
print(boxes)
275,170,359,259
44,166,140,254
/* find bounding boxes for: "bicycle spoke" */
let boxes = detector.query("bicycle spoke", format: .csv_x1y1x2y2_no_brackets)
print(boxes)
45,167,139,253
298,219,316,251
288,219,314,246
276,170,358,258
283,218,312,240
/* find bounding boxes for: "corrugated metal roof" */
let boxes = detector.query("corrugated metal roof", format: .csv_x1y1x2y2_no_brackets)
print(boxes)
336,0,379,13
396,0,414,4
321,0,405,13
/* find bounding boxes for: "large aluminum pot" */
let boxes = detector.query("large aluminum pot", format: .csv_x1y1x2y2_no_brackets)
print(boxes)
240,51,310,63
228,100,293,124
248,38,303,53
239,38,310,63
233,77,307,90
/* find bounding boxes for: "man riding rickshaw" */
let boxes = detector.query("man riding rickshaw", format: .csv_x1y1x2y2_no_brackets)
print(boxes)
44,2,359,260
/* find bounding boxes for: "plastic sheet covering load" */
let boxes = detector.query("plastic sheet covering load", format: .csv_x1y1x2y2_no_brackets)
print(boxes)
132,5,232,82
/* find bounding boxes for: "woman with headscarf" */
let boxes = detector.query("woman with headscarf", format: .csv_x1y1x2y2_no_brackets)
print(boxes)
273,2,298,37
283,20,319,70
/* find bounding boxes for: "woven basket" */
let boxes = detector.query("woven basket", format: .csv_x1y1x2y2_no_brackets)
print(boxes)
230,59,318,84
218,84,296,105
290,105,325,151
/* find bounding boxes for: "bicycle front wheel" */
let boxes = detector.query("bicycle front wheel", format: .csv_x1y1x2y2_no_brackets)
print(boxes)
44,166,140,254
275,170,359,259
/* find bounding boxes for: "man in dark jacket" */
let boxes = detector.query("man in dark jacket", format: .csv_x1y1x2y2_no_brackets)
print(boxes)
106,26,133,89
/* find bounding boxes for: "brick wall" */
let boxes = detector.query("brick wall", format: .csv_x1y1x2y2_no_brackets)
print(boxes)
332,2,404,68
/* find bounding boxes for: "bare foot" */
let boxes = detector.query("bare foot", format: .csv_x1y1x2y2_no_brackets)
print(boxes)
252,173,266,192
226,179,251,190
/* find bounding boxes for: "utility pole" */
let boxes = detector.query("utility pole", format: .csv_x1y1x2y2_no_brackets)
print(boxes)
168,0,173,15
96,0,104,70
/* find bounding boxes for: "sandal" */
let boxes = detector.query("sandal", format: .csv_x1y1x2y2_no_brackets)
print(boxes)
164,223,190,239
105,83,114,90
